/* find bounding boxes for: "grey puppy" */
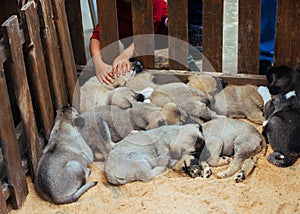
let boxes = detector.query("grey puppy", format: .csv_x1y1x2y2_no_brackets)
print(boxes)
190,118,266,182
104,124,205,185
34,106,97,204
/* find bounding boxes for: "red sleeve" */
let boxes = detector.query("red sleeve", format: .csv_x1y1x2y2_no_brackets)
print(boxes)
90,24,100,40
152,0,168,33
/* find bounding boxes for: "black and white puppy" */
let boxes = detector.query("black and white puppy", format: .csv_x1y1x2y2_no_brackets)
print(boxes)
262,65,300,167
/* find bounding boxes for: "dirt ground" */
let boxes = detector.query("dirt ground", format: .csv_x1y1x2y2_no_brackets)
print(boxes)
9,125,300,214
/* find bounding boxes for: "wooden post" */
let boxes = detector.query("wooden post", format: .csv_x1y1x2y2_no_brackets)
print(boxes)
202,0,223,72
0,184,8,214
2,15,42,179
52,0,79,106
274,0,300,68
0,65,28,209
238,0,261,74
96,0,120,64
132,0,155,69
21,1,54,140
168,0,188,70
38,0,68,109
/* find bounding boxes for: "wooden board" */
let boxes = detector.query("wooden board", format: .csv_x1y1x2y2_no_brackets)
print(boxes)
21,1,54,140
168,0,189,70
238,0,260,74
96,0,120,64
274,0,300,68
202,0,223,72
2,15,42,179
38,0,68,109
132,0,155,69
0,65,27,209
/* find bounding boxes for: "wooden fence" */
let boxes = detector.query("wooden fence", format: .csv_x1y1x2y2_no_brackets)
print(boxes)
97,0,300,85
0,0,78,213
0,0,300,213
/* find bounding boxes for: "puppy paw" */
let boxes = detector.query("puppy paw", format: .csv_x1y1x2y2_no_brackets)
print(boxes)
217,156,232,166
234,170,245,183
189,165,202,178
216,171,229,179
200,162,212,178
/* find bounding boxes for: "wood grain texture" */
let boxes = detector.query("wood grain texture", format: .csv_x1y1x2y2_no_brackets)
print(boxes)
168,0,188,70
274,0,300,68
202,0,223,72
238,0,260,74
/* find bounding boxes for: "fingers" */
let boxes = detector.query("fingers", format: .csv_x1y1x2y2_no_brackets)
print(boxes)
96,71,115,84
113,61,132,77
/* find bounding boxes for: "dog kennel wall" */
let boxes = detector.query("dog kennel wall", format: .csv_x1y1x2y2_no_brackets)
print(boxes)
0,0,299,213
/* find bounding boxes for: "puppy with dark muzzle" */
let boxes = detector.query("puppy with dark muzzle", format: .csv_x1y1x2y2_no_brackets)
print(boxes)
262,65,300,167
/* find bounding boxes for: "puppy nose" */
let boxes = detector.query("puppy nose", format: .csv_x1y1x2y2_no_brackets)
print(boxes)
136,94,145,102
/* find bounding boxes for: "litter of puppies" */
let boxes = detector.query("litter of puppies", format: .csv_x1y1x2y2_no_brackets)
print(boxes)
33,65,300,204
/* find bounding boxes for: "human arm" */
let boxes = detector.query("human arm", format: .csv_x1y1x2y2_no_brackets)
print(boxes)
89,38,115,84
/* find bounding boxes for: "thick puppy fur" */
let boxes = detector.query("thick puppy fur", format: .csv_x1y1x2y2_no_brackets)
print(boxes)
104,124,205,185
191,118,266,183
263,65,300,167
34,106,96,204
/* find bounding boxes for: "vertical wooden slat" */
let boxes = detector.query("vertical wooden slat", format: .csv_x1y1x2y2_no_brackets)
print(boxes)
238,0,260,74
274,0,300,68
52,0,79,106
38,0,68,109
202,0,223,72
0,184,8,214
132,0,155,69
0,66,28,209
21,1,54,140
2,15,42,179
65,0,87,66
97,0,120,64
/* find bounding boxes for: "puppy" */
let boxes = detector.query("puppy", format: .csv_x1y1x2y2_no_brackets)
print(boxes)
210,85,265,124
80,101,190,160
80,78,146,113
34,106,96,204
149,82,225,124
188,118,266,182
263,108,300,167
104,124,205,185
262,65,300,167
264,65,300,119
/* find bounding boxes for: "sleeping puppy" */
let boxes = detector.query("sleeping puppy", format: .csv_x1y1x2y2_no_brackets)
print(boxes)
104,124,205,185
210,85,265,124
80,102,186,161
186,118,266,183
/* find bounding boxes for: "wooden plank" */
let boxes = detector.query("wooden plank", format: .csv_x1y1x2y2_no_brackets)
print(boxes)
96,0,120,64
0,66,28,209
132,0,155,69
238,0,261,74
0,39,7,65
53,0,79,106
168,0,188,70
38,0,68,109
274,0,300,68
65,0,87,66
202,0,223,72
21,1,54,140
0,184,8,214
2,15,42,179
146,69,268,86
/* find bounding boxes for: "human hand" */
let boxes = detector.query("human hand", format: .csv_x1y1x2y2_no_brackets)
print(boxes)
95,62,115,84
112,57,132,77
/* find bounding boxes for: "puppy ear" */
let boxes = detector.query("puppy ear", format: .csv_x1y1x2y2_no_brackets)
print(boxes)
118,98,133,109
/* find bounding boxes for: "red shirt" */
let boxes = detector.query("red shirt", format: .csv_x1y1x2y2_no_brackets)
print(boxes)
91,0,168,41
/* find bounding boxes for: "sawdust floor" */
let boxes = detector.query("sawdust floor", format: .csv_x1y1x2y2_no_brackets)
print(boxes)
9,142,300,213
